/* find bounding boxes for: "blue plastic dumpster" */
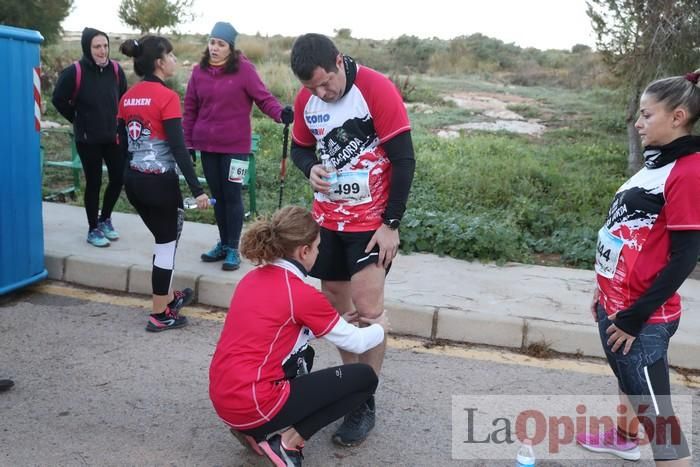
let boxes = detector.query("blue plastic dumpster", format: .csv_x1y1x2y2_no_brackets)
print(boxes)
0,25,47,295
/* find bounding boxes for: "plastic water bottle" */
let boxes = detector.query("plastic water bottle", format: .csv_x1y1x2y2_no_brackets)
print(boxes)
516,439,535,467
183,197,216,209
320,154,337,185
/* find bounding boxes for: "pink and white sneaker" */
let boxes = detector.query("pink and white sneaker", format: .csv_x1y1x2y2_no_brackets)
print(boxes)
576,427,641,461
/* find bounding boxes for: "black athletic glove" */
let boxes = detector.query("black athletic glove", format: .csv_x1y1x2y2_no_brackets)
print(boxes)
281,105,294,125
189,148,197,166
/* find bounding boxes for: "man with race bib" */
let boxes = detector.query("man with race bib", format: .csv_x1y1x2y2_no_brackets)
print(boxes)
289,33,415,447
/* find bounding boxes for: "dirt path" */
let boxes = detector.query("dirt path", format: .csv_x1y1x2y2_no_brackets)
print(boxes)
415,91,547,137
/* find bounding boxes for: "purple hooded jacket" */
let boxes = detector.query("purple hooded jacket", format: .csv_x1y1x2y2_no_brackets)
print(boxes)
183,55,283,154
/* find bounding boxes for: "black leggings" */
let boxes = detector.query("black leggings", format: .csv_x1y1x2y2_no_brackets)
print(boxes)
75,142,125,230
200,152,246,249
125,169,183,295
244,363,378,442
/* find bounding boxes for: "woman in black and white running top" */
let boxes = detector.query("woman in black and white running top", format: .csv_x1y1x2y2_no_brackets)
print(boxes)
117,36,210,332
576,71,700,465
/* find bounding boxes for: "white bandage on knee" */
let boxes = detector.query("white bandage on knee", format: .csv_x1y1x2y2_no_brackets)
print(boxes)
153,241,176,270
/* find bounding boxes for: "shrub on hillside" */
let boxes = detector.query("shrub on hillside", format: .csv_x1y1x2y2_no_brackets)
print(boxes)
388,35,441,74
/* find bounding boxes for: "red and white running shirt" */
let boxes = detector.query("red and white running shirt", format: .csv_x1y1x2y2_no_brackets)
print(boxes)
292,65,411,232
595,153,700,323
209,261,340,429
117,80,181,173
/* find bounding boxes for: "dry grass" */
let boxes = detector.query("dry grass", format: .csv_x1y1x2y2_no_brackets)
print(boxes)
238,36,269,62
521,340,554,359
256,61,299,104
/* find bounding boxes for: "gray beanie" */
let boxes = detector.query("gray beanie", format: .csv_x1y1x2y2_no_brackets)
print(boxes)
210,22,238,46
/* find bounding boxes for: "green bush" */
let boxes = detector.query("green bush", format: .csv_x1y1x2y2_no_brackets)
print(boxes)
401,209,527,262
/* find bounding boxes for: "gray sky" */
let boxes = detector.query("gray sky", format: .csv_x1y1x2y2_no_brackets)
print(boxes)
62,0,596,50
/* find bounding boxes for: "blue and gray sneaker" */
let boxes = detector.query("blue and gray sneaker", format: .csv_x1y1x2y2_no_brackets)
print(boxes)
87,228,110,247
332,396,376,447
97,218,119,241
201,241,226,262
222,246,240,271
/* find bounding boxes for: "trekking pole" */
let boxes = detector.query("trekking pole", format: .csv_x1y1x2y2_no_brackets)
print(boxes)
278,122,290,209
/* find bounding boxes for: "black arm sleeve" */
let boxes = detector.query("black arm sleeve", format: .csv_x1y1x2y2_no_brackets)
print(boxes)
614,230,700,336
163,118,204,198
51,65,77,123
117,119,131,181
382,131,416,221
291,141,318,178
117,65,128,98
117,119,130,161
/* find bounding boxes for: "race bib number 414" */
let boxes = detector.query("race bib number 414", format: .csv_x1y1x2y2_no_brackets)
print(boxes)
595,227,623,279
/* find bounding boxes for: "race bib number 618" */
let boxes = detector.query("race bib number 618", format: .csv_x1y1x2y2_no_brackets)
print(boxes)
228,158,249,184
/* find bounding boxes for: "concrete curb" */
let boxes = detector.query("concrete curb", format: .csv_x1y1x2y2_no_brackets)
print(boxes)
43,251,700,371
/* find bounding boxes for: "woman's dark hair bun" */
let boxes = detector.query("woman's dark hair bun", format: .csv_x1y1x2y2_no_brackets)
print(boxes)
119,39,142,58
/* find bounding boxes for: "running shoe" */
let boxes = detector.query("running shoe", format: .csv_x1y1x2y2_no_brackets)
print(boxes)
0,379,14,392
97,218,119,240
222,247,240,271
201,241,226,262
145,289,193,332
87,228,110,247
168,288,194,314
145,307,188,332
259,434,303,467
332,396,375,447
576,427,641,461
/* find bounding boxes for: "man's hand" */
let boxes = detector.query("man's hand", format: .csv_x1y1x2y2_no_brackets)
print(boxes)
365,224,399,269
341,309,359,325
281,106,294,125
360,310,390,333
309,164,332,193
606,313,636,355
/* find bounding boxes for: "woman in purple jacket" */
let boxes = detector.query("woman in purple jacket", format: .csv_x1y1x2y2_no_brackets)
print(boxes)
183,22,293,270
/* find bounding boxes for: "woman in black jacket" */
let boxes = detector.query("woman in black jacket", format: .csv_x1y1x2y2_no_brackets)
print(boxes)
52,27,127,247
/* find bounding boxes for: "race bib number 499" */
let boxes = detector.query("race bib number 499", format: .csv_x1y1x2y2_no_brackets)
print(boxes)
595,227,623,279
327,170,371,205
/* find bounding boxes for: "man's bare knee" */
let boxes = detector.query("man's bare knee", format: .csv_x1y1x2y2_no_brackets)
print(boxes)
356,305,383,319
350,265,385,319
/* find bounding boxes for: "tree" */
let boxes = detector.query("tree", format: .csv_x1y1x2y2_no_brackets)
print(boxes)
571,44,592,54
0,0,73,43
334,28,352,40
118,0,194,35
587,0,700,173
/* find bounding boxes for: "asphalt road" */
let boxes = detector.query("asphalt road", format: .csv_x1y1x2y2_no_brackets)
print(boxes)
1,283,698,466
